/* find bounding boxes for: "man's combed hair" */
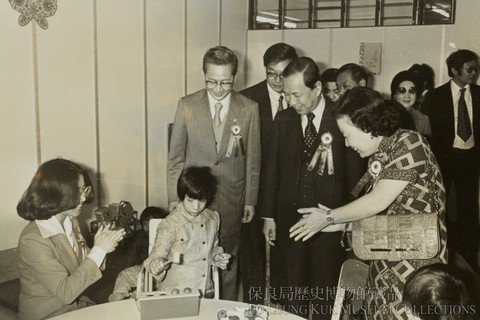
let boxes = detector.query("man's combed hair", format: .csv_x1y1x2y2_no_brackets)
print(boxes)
17,158,93,221
337,63,369,84
321,68,339,85
177,166,218,207
202,46,238,76
446,49,478,77
263,42,298,67
334,87,402,137
282,57,321,89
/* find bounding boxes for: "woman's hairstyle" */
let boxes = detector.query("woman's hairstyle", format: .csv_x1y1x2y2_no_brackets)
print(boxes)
17,158,93,221
334,87,403,137
177,166,218,207
390,70,423,101
202,46,238,76
403,264,474,320
409,63,435,92
282,57,320,89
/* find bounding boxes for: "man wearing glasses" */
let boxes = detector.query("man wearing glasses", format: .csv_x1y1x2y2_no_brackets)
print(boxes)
239,42,298,304
422,49,480,272
167,46,261,300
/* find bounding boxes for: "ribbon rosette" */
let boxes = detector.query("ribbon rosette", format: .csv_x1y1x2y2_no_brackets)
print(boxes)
351,153,386,197
225,120,245,158
307,132,334,175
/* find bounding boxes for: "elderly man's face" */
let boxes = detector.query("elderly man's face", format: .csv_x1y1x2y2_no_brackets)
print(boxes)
283,72,322,115
336,71,365,97
204,63,235,101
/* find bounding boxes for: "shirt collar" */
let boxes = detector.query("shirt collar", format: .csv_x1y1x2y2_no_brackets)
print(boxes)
36,215,72,239
266,82,283,101
450,80,470,94
207,91,231,108
310,96,325,118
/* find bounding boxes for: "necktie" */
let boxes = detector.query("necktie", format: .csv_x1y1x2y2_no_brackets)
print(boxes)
457,88,472,141
304,113,316,149
214,102,223,128
277,95,284,113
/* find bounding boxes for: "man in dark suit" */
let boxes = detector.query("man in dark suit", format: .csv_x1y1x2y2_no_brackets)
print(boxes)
261,57,363,319
422,49,480,271
239,43,298,304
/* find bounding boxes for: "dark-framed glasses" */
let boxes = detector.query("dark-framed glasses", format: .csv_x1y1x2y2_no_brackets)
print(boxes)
205,80,233,90
462,66,480,74
396,87,417,95
266,71,283,80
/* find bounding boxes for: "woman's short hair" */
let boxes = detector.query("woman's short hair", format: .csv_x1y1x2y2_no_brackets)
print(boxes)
202,46,238,76
403,264,473,320
177,166,218,207
334,87,402,137
17,158,93,221
390,70,423,100
282,57,320,89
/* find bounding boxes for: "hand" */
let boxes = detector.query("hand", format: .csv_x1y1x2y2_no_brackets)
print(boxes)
94,224,125,253
242,205,255,223
289,205,331,242
168,202,179,213
263,219,276,246
148,258,169,276
212,253,231,270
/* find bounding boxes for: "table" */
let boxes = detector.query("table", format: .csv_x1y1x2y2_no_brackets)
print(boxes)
50,298,306,320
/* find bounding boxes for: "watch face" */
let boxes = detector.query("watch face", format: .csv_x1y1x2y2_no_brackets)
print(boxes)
327,216,334,223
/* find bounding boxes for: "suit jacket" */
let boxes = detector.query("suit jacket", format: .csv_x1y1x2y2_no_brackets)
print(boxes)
261,100,364,243
17,220,102,320
422,81,480,165
167,89,261,230
143,205,220,295
240,80,275,213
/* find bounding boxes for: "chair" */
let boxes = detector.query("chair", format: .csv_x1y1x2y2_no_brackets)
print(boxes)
331,259,369,320
142,219,219,299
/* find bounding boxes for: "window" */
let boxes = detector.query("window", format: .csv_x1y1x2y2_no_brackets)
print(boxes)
249,0,455,29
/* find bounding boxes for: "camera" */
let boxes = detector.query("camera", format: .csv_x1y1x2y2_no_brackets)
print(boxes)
89,201,141,237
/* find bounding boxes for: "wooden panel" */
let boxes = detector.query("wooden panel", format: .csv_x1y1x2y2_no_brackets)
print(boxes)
0,2,37,250
284,29,331,71
96,0,146,210
245,30,283,87
145,0,185,207
185,0,220,94
220,0,248,91
383,25,443,95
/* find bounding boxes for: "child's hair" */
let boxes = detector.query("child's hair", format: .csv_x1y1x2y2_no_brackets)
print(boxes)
403,264,474,320
177,166,217,207
140,206,168,231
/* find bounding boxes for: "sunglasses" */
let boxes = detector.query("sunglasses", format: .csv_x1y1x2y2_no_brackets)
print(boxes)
396,87,417,95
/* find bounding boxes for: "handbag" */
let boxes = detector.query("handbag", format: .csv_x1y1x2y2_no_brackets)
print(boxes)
351,212,439,261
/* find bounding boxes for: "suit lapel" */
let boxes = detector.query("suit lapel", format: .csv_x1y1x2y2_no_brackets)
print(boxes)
218,92,243,156
50,234,79,274
260,81,274,122
195,90,218,155
442,82,455,141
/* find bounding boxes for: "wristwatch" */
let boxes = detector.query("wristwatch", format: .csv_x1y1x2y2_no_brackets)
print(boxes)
326,210,335,225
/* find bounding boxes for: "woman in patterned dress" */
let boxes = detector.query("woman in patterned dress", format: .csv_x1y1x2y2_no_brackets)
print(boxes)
289,87,447,320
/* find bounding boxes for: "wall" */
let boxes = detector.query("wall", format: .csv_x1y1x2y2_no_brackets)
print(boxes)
245,1,480,94
0,0,248,251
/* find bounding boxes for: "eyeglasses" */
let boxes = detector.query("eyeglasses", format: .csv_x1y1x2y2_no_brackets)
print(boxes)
205,80,233,90
266,71,283,80
396,87,417,95
462,66,480,74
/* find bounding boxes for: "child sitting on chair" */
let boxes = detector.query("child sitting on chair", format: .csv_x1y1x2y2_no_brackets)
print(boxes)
108,206,168,302
143,166,230,297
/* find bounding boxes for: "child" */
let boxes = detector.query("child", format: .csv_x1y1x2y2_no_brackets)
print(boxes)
108,206,168,302
143,166,230,297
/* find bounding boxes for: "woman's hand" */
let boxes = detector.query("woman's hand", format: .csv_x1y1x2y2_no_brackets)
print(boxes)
212,253,231,270
289,205,331,242
93,224,125,253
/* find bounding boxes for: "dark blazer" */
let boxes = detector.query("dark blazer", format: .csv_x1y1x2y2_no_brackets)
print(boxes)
422,81,480,164
240,80,275,212
261,100,363,243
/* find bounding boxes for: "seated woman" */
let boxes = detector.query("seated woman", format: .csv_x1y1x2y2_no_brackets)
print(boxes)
17,158,125,320
391,70,432,137
143,166,230,297
289,88,447,320
403,264,475,320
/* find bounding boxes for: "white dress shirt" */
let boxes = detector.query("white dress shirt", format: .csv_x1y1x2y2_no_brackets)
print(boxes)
450,81,474,149
208,92,231,122
301,96,325,136
267,83,287,119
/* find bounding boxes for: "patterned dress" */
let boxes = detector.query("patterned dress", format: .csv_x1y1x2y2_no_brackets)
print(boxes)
364,129,447,320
